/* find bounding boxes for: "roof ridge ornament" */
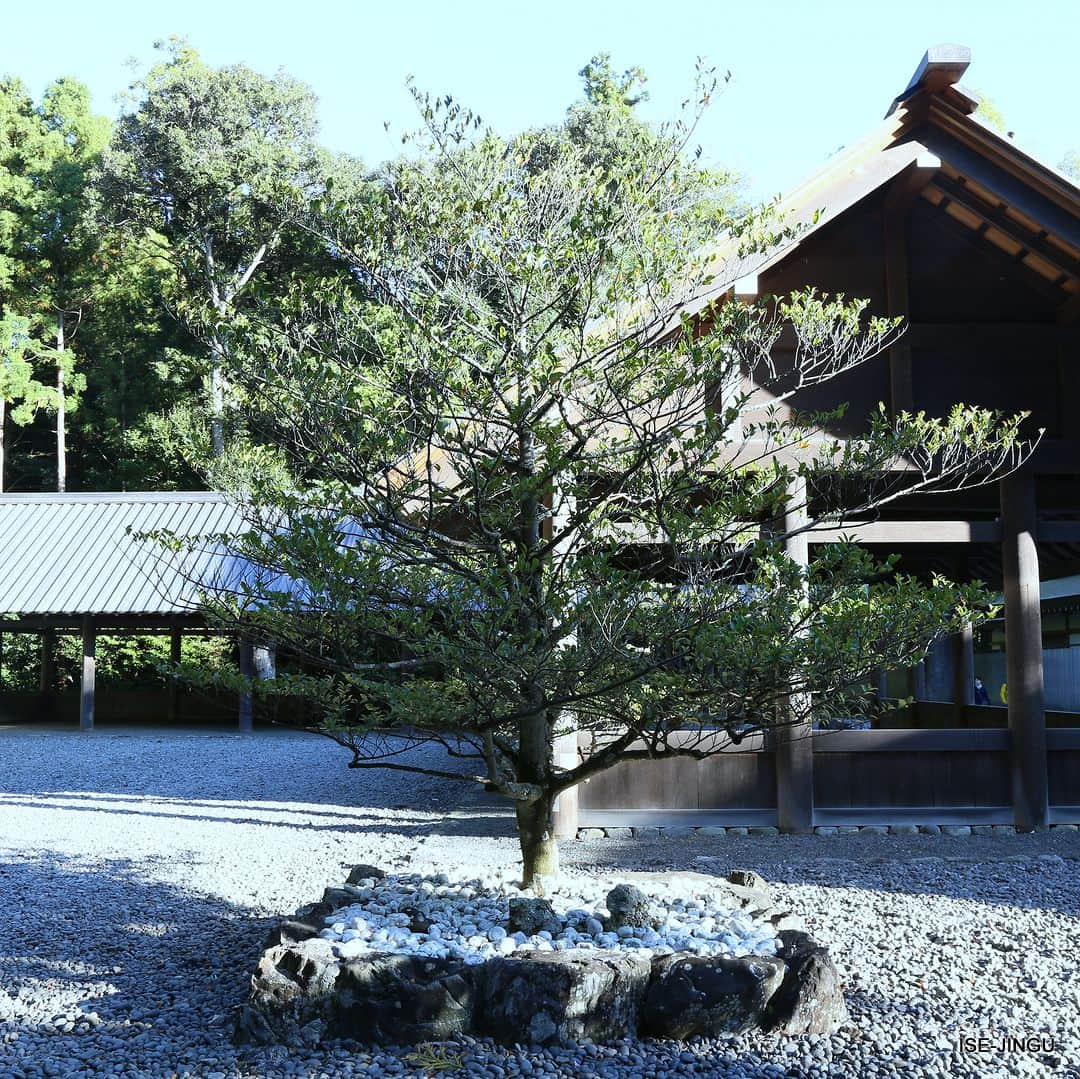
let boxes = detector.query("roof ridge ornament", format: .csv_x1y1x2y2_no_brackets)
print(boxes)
886,43,972,117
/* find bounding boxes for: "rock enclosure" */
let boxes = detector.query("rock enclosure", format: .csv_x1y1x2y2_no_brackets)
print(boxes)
236,867,847,1047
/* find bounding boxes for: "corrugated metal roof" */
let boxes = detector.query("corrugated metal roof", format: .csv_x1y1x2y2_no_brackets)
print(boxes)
0,492,252,616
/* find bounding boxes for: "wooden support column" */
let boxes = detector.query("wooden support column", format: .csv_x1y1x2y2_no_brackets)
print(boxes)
884,200,914,416
776,475,814,833
1000,471,1048,831
908,660,928,702
253,645,276,680
168,626,182,723
80,617,96,732
875,668,889,702
552,730,580,840
954,624,975,711
40,628,56,694
238,637,254,733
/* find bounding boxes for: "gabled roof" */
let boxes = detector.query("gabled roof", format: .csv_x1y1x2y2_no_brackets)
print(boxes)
690,44,1080,321
0,492,249,617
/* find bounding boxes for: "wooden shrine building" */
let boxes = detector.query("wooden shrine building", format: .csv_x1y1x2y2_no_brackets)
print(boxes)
566,45,1080,836
0,491,269,730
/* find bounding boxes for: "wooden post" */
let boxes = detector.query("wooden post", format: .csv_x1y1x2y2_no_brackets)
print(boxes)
253,645,276,680
776,475,814,833
884,201,914,416
552,730,580,839
1000,471,1048,831
80,616,96,732
168,627,182,723
954,624,975,715
238,637,254,733
875,668,889,702
40,628,56,694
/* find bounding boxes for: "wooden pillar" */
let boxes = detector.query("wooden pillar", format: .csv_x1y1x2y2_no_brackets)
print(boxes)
552,730,580,839
908,660,928,701
40,628,56,694
253,644,276,680
168,627,182,723
954,624,975,713
884,202,914,416
238,637,254,733
80,616,96,732
1000,471,1048,831
776,475,814,833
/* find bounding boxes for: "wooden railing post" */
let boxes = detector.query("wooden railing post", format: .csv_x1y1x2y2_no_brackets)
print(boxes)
776,475,814,833
1000,471,1048,831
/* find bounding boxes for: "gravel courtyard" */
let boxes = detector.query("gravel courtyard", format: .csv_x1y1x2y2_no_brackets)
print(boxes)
0,725,1078,1079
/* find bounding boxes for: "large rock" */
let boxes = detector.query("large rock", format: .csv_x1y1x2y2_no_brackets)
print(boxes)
642,953,787,1038
507,897,557,936
333,953,477,1043
235,938,341,1046
764,930,848,1035
605,884,659,931
345,864,387,884
237,941,479,1046
478,951,651,1045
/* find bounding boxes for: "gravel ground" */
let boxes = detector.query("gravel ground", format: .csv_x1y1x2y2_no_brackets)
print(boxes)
1,723,1078,1079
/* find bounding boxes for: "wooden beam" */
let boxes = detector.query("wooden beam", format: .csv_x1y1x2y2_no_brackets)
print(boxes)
813,728,1011,752
80,616,96,732
1000,471,1049,831
809,520,1002,544
776,475,814,834
930,174,1080,281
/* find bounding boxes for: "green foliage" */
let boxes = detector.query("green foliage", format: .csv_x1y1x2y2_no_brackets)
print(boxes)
0,633,232,692
92,38,336,459
187,64,1028,886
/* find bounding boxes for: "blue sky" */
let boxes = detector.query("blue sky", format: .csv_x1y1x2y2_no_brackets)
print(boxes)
4,0,1077,200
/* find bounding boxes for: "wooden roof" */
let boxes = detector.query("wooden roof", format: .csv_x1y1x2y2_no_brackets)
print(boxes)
694,43,1080,322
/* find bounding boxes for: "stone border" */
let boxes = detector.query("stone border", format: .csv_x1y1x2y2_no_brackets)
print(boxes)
577,823,1080,839
236,871,848,1048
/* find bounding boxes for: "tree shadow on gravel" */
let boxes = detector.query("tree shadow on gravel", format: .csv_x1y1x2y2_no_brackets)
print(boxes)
0,850,285,1078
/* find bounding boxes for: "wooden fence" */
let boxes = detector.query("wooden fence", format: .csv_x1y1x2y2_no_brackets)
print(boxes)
574,708,1080,830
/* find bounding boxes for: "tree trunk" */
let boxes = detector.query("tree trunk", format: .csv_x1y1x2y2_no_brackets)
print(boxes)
209,332,226,458
0,396,5,493
56,312,66,493
516,789,559,892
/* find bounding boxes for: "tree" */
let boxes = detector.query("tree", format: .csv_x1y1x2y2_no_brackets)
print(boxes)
0,75,107,490
191,69,1027,890
94,38,328,458
0,311,39,490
